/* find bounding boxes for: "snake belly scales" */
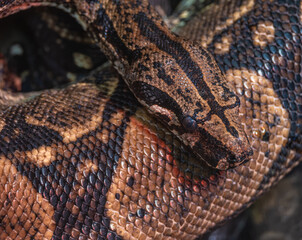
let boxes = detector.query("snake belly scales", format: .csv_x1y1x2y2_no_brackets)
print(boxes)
0,0,301,239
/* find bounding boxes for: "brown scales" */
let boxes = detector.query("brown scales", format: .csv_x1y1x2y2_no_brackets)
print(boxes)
71,0,253,170
0,1,253,170
0,0,301,239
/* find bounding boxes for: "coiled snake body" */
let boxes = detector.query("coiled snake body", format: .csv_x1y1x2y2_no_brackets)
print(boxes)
0,0,301,239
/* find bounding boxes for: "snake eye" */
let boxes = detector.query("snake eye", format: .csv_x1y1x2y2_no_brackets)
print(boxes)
182,116,197,132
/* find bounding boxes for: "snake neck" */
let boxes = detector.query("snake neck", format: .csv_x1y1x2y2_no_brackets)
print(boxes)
72,1,173,74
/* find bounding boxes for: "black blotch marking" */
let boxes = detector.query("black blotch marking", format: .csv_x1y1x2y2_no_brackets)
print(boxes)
46,115,68,127
160,179,165,188
176,88,193,104
131,81,183,120
125,27,133,33
146,75,152,81
115,193,120,200
101,78,138,123
262,131,270,141
127,176,134,187
137,208,145,218
138,63,149,72
94,5,140,63
0,116,63,154
153,61,174,86
193,102,204,118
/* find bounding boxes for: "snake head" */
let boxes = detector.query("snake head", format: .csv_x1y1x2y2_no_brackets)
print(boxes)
128,38,253,170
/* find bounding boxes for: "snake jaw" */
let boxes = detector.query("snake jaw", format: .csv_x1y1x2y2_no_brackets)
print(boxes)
188,121,253,170
216,147,253,170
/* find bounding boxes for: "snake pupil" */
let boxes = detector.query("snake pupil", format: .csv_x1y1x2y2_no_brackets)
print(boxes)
182,116,197,132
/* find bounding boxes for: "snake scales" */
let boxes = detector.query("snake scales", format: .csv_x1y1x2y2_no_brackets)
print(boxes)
0,0,301,239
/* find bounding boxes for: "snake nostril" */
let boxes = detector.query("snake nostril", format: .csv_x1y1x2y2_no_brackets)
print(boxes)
216,159,229,170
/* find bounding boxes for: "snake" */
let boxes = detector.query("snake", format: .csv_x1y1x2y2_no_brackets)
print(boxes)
0,0,301,239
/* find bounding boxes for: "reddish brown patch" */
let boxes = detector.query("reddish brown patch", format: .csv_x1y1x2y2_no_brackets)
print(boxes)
105,109,220,239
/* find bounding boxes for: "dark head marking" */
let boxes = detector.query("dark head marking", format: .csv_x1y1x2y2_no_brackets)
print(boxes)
128,11,253,170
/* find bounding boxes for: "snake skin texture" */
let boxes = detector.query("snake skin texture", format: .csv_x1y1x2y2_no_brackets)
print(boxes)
0,0,301,239
0,0,254,171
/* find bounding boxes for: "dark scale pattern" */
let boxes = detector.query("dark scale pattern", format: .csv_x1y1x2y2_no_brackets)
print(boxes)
204,0,302,190
0,72,138,239
0,0,302,239
177,0,302,236
0,66,223,239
